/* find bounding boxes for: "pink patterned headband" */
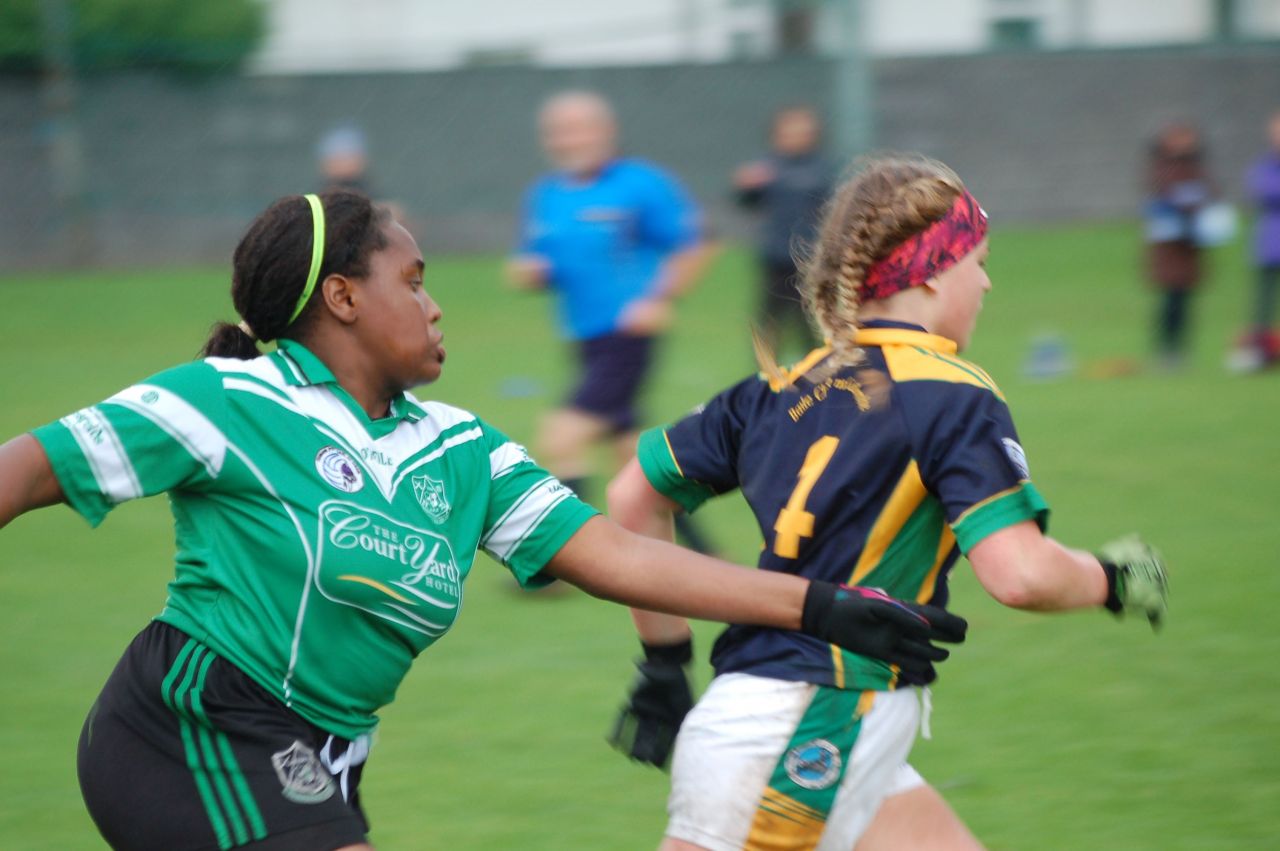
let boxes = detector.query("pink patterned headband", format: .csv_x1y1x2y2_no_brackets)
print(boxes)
862,190,988,301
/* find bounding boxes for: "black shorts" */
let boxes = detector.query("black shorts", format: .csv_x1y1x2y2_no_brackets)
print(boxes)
567,331,656,433
78,621,369,851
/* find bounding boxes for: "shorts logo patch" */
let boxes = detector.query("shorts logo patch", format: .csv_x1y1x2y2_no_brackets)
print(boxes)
1001,438,1031,480
271,741,336,804
412,473,451,523
784,739,842,790
316,446,364,493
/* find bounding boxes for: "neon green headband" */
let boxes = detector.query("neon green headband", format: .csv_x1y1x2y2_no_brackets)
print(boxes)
288,193,326,324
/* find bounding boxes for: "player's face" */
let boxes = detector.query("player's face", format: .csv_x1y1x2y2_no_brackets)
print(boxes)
355,222,446,391
540,103,615,176
931,239,991,351
772,111,820,156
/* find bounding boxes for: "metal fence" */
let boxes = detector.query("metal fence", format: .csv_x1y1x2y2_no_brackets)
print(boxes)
4,43,1279,269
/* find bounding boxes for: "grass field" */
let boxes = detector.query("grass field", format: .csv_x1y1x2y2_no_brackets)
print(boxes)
1,222,1278,850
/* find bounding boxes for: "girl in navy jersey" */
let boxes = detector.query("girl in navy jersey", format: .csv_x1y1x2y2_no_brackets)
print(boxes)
608,155,1169,851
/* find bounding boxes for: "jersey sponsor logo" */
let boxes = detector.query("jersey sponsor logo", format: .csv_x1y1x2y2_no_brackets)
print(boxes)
1001,437,1031,479
271,741,336,804
412,473,451,523
784,739,842,790
317,501,462,638
316,446,364,493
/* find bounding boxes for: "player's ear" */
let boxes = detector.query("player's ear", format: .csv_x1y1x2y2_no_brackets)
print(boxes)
320,274,359,325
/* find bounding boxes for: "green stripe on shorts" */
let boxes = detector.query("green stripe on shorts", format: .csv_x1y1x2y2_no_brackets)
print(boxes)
764,686,868,818
160,639,269,848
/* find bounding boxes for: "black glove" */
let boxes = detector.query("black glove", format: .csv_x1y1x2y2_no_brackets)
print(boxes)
801,582,968,683
608,638,695,770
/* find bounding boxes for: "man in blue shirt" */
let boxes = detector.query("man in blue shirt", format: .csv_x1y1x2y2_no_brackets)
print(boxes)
508,90,714,552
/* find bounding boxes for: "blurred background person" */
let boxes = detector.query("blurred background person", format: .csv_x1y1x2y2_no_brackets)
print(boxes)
733,105,835,359
317,122,407,225
1142,121,1217,370
318,122,373,195
507,90,716,554
1233,109,1280,372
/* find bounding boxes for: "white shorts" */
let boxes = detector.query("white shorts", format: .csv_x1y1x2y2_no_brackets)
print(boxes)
666,673,926,851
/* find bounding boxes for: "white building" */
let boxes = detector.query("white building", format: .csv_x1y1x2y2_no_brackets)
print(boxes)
252,0,1280,74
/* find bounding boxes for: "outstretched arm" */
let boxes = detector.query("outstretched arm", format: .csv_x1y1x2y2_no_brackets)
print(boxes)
967,521,1167,627
547,514,806,629
0,435,64,531
967,521,1108,611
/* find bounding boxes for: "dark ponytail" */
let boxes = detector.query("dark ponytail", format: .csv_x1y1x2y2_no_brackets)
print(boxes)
202,190,392,359
201,321,261,359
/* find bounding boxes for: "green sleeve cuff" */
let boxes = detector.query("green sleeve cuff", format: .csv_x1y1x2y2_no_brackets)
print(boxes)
635,428,717,515
30,422,111,528
507,498,600,589
952,481,1050,553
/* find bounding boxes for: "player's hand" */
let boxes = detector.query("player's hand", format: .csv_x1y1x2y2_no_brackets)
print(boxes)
733,161,775,190
505,254,550,290
800,581,967,683
618,297,673,336
608,638,694,770
1098,534,1168,629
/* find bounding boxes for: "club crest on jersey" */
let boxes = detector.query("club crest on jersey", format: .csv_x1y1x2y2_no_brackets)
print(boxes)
1001,438,1031,480
784,739,842,790
271,741,336,804
412,474,450,523
315,446,363,493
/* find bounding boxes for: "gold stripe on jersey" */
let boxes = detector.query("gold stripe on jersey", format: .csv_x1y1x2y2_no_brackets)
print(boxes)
879,345,1005,399
854,325,1005,400
917,525,958,603
848,461,928,586
745,787,828,849
661,430,686,477
766,346,833,392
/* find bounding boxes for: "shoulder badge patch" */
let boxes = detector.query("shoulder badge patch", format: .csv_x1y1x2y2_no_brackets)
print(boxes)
1001,437,1031,480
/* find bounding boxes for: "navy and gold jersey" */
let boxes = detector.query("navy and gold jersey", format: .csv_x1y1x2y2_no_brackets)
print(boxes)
636,320,1049,691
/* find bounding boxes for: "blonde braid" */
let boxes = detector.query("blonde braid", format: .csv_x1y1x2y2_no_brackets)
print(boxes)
786,155,965,384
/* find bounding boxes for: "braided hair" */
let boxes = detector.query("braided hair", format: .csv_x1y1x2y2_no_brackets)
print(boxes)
756,154,965,386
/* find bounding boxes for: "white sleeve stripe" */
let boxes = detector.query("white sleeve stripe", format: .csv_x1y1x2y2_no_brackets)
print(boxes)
105,384,226,479
488,442,531,480
480,474,553,549
482,478,573,561
502,490,571,562
60,406,142,503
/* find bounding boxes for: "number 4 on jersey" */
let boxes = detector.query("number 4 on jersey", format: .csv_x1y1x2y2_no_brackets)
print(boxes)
773,436,840,558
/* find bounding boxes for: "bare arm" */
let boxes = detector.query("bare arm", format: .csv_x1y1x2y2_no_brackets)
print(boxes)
652,241,717,301
504,254,550,291
606,458,695,646
0,434,65,531
967,520,1108,611
545,514,805,630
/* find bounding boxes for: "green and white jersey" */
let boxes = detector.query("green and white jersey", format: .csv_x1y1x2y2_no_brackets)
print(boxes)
33,339,597,739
